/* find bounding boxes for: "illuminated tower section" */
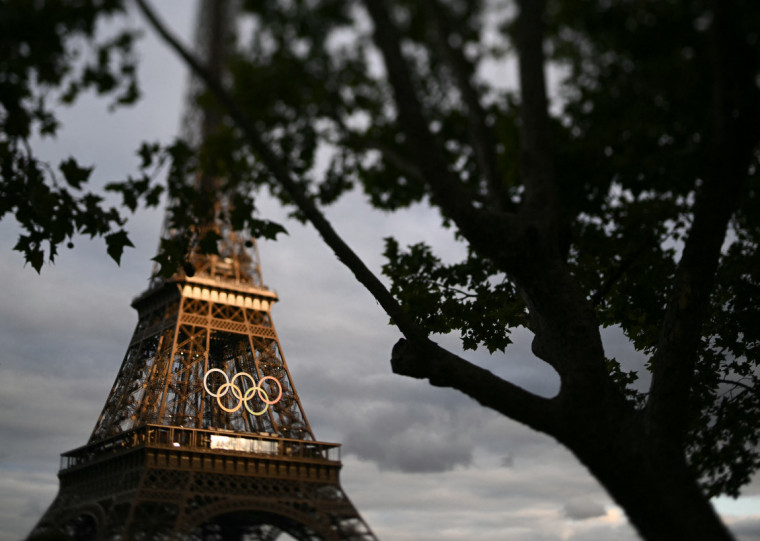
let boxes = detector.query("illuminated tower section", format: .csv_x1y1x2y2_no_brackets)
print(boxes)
89,247,313,443
29,236,377,539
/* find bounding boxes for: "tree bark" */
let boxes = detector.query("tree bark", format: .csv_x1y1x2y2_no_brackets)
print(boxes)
564,422,736,541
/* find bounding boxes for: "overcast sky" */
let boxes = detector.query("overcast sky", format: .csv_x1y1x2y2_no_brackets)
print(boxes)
1,2,759,540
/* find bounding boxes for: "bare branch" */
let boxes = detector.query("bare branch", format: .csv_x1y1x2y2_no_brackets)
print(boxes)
718,378,756,394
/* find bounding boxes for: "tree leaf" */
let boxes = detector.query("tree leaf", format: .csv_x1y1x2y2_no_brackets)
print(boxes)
59,157,93,189
105,229,133,265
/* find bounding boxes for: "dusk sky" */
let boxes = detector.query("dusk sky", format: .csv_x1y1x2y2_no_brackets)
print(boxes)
1,2,759,540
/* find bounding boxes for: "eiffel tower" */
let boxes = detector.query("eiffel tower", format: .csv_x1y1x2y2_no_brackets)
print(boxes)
29,2,377,539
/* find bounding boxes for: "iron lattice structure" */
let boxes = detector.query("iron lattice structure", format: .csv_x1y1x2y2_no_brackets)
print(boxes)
29,1,377,539
29,267,377,539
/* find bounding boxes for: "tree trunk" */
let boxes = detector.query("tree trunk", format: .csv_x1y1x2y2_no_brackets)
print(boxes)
566,421,735,541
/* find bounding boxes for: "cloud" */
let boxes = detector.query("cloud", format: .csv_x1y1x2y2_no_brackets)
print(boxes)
563,499,608,521
730,516,760,541
340,400,474,472
0,470,60,537
341,455,637,541
501,453,515,467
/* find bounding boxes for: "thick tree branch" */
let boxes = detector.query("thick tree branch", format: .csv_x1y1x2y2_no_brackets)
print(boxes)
391,337,559,434
422,0,510,211
514,0,558,233
647,0,757,442
503,1,618,402
647,183,743,444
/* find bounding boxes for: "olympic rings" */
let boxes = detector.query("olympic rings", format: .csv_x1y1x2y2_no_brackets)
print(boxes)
203,368,283,416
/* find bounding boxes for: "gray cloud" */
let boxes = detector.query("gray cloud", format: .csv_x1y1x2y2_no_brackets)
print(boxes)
340,400,474,472
500,453,515,468
563,499,608,521
731,516,760,541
